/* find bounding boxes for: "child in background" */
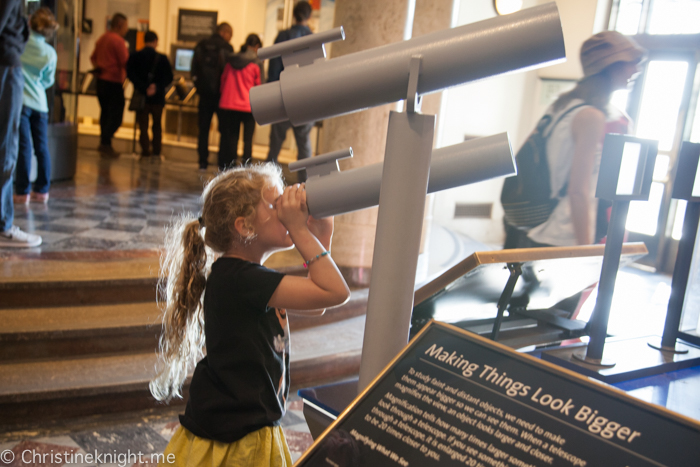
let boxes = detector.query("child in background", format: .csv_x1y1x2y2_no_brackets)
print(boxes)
218,33,264,169
151,164,350,467
14,7,58,205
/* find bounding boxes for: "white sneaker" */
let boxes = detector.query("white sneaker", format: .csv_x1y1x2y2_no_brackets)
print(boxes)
0,226,42,248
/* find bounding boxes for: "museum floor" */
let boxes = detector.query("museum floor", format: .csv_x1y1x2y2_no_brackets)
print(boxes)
1,141,699,464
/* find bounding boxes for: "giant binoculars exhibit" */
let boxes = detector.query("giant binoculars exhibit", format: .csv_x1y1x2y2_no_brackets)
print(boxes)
251,2,566,390
287,134,514,218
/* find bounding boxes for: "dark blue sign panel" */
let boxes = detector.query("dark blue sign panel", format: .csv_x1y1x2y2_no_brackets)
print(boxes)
297,322,700,466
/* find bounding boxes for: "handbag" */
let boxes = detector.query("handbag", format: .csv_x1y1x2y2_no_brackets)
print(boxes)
129,54,160,112
129,89,146,111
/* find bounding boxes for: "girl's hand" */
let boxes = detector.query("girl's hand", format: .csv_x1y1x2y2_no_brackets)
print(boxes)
276,184,309,233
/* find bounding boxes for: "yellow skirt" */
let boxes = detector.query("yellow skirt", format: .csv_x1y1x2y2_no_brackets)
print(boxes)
159,425,293,467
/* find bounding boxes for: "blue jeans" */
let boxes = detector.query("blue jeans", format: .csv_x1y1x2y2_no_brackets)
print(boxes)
15,106,51,195
0,66,24,232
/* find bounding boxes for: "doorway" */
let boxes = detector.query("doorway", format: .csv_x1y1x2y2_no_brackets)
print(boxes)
609,0,700,272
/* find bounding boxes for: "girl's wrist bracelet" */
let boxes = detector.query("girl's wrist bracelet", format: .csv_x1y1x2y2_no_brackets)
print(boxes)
303,251,329,268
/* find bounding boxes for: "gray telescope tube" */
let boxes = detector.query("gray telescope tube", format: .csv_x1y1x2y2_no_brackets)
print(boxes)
305,133,514,218
251,2,564,126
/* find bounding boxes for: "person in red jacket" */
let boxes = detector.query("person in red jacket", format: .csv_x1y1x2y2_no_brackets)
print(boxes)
217,34,263,169
90,13,129,158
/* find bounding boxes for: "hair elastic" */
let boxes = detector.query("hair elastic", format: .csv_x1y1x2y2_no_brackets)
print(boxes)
303,251,329,268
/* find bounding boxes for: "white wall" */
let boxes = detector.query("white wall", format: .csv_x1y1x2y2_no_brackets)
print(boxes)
432,0,603,246
149,0,266,53
538,0,603,80
434,0,539,245
81,0,151,72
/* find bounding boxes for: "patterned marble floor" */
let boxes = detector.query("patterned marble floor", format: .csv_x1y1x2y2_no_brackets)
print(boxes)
4,153,201,258
2,147,302,259
11,189,200,253
0,394,313,466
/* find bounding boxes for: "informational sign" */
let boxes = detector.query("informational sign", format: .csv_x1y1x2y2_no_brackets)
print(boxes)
297,321,700,466
177,9,217,43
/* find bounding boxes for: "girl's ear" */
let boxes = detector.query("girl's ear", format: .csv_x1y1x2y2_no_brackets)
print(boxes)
233,216,249,236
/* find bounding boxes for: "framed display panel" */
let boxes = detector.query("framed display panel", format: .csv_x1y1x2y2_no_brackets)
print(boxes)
296,321,700,466
596,134,658,202
177,9,217,43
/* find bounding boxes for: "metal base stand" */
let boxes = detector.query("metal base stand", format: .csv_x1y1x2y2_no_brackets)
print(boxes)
543,200,630,377
647,338,690,354
543,335,700,383
571,350,617,368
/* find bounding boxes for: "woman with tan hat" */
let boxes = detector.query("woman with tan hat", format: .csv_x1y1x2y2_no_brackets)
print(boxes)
505,31,646,248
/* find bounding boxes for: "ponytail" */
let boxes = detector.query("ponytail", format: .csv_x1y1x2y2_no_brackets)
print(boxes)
150,217,209,402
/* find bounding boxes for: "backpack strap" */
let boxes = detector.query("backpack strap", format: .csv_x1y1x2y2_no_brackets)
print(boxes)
543,102,587,139
541,102,588,198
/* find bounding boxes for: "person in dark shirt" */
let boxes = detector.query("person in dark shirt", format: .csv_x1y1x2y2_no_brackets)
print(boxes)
265,1,315,180
191,23,233,171
150,164,349,466
0,0,41,248
126,31,173,160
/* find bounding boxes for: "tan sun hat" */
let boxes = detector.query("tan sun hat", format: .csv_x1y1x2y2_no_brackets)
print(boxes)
580,31,647,78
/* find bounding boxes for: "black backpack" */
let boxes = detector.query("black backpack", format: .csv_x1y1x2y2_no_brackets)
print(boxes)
501,104,586,229
192,37,229,96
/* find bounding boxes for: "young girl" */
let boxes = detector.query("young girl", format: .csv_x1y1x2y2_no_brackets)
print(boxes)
14,7,58,205
151,164,350,467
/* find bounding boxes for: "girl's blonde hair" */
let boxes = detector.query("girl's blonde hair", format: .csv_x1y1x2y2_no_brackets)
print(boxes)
150,163,284,402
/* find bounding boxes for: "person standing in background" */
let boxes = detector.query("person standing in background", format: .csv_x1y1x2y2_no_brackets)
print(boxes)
127,31,173,161
90,13,129,159
504,31,646,249
14,7,58,205
218,33,263,169
0,0,41,248
265,1,314,181
191,23,233,171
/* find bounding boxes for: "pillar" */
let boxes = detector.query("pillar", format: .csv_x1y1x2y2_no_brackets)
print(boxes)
324,0,456,287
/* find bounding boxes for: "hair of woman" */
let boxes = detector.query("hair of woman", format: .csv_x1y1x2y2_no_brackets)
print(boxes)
30,7,58,39
150,163,284,402
240,33,263,53
552,66,620,115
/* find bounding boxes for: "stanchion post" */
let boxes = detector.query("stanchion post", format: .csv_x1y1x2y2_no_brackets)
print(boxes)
583,200,629,364
573,134,657,367
652,141,700,352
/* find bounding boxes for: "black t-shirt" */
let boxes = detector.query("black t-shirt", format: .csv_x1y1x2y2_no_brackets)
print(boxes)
179,257,289,443
126,47,174,106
